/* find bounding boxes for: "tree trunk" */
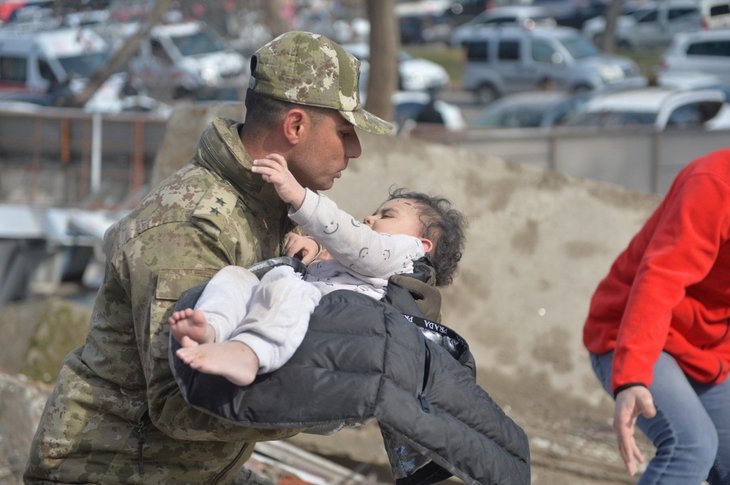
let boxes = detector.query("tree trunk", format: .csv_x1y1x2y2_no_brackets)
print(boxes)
365,0,397,122
601,0,624,54
67,0,176,108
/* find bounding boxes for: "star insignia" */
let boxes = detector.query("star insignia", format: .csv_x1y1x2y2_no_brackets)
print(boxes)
210,207,221,215
215,197,226,206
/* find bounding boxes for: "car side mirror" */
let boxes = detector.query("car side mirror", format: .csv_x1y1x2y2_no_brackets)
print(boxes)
551,52,564,65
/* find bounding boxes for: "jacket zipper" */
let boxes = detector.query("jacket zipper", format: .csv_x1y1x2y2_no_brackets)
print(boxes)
418,345,432,413
136,416,147,475
211,443,249,484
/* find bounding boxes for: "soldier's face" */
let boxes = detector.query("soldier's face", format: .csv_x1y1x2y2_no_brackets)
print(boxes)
288,110,362,191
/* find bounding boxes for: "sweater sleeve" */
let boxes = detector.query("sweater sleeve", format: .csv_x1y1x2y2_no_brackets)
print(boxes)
612,172,730,391
290,189,425,278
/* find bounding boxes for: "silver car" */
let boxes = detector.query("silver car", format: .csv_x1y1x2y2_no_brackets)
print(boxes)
659,29,730,85
460,25,646,104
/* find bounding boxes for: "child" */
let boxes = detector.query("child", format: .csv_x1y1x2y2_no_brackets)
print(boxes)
169,153,465,386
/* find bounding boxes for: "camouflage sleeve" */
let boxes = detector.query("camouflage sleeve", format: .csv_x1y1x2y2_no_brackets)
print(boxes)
117,222,297,442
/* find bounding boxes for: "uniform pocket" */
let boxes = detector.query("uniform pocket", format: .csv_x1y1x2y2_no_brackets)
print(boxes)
149,268,215,360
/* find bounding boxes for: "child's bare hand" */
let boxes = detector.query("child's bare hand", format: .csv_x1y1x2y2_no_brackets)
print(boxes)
285,232,321,264
251,153,306,209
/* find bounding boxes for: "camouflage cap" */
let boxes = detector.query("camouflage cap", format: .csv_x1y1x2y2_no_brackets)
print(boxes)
249,31,393,135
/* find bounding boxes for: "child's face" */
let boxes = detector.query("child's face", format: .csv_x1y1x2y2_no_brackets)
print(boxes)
364,198,424,238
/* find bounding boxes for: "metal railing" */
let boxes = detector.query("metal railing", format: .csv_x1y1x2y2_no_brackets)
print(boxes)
0,105,168,207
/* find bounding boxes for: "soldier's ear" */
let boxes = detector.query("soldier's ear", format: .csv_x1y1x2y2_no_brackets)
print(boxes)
282,108,307,145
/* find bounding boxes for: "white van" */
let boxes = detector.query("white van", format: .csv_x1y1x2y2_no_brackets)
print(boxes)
461,25,646,104
582,0,730,49
128,21,248,101
0,24,129,112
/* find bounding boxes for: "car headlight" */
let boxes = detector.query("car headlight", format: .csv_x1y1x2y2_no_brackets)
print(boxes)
598,65,624,82
201,67,220,85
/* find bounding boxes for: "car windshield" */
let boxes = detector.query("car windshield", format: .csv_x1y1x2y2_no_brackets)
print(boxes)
474,104,546,127
557,34,598,59
58,51,111,78
565,110,657,127
169,29,226,57
631,8,654,21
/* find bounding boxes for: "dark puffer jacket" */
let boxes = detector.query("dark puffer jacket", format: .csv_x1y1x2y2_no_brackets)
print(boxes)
169,275,530,485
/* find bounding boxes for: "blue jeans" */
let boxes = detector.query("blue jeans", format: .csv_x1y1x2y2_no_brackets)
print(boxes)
590,351,730,485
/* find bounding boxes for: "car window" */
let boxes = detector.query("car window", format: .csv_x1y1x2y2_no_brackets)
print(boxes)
686,40,730,57
498,40,520,61
168,29,226,57
484,16,516,25
636,9,658,23
531,39,556,63
58,52,110,79
0,56,27,83
668,7,698,20
464,40,490,61
667,101,721,127
710,4,730,16
557,34,597,59
38,59,58,83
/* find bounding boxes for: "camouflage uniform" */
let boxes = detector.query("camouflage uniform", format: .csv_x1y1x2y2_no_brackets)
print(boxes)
24,118,297,484
24,30,392,484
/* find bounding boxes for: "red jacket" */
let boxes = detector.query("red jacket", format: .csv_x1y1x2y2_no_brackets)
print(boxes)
583,149,730,393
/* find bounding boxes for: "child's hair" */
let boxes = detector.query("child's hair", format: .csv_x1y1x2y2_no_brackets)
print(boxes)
388,187,466,286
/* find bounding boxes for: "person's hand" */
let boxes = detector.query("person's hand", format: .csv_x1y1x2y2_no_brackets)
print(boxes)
251,153,306,209
613,386,656,477
284,232,321,264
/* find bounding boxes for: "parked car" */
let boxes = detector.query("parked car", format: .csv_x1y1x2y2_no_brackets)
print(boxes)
561,86,730,130
391,90,467,132
471,89,590,128
126,20,248,102
342,42,450,92
460,25,645,104
658,29,730,85
582,0,711,50
449,5,555,47
0,24,145,113
529,0,608,29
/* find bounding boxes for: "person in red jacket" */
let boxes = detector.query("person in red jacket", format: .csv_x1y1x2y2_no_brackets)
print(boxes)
583,148,730,484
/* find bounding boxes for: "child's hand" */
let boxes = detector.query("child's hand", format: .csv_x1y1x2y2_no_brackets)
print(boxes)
251,153,306,209
285,232,321,265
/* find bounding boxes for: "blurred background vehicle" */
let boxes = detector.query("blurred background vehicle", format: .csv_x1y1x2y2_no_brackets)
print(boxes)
470,89,589,128
658,29,730,85
529,0,608,29
702,0,730,29
391,89,467,132
449,5,555,47
460,24,645,104
561,85,730,130
0,22,153,113
343,41,450,92
582,0,709,50
126,20,248,102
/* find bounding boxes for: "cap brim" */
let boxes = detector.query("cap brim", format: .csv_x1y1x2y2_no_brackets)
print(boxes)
340,108,394,135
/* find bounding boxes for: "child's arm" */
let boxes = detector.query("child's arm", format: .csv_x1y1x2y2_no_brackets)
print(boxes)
250,154,306,209
291,191,425,278
252,153,423,278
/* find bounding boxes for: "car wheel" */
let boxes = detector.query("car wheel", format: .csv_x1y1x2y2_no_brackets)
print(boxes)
475,84,499,105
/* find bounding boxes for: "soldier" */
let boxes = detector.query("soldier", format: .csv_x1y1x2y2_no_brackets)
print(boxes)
24,31,392,484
